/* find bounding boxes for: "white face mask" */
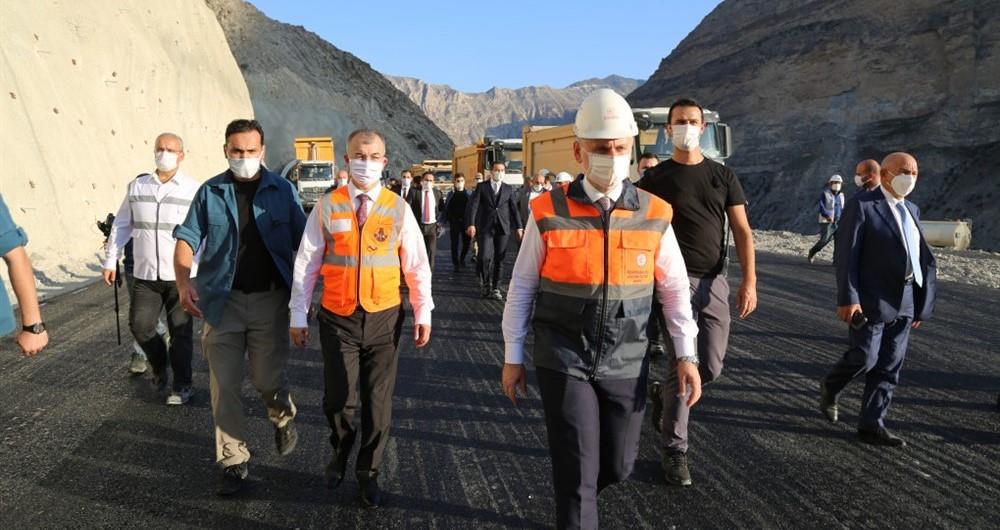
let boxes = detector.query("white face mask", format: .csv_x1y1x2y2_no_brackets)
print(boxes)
585,152,630,189
854,174,865,188
830,183,842,192
336,178,348,187
229,157,261,180
531,184,543,193
671,124,701,151
422,181,433,190
402,177,412,187
491,171,504,182
350,159,384,188
889,171,916,197
155,150,178,172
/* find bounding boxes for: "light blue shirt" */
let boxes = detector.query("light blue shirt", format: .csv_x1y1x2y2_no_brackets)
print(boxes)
0,194,29,337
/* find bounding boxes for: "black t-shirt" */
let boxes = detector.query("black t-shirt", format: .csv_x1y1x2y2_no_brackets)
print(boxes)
232,177,282,292
639,158,746,278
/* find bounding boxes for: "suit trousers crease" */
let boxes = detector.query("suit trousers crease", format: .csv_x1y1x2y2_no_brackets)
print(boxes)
319,305,404,476
824,283,914,429
537,367,647,530
476,225,510,288
202,288,296,467
448,221,471,266
420,223,438,268
129,278,193,390
660,275,730,453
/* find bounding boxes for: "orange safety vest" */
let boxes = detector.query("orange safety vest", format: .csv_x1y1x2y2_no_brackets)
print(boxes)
529,180,673,380
319,186,407,316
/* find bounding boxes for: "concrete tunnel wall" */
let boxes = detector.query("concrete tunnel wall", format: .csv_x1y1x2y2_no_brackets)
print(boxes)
0,0,255,300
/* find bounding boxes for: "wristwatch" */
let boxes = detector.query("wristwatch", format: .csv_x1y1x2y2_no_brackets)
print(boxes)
677,355,700,366
22,322,46,334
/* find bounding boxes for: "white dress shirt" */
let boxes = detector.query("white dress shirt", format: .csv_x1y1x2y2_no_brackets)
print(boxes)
502,178,698,364
880,186,921,264
103,170,200,281
289,181,434,328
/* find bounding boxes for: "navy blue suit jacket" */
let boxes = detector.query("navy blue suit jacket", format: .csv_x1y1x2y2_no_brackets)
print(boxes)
465,181,522,235
834,189,936,323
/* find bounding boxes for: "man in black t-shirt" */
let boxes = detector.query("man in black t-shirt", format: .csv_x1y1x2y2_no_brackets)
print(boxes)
639,97,758,487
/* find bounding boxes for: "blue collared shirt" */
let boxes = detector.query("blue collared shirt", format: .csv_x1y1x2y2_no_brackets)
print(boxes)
173,169,306,326
0,194,29,337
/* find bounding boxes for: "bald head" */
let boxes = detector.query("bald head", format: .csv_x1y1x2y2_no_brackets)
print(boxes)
855,159,880,190
881,152,919,198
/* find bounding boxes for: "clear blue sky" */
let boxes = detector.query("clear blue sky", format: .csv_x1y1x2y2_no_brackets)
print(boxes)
248,0,722,93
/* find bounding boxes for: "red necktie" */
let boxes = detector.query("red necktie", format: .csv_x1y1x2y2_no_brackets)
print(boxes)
357,194,369,226
424,189,433,224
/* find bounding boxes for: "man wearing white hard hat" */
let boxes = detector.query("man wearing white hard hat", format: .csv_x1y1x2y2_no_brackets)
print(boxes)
553,171,574,185
501,89,700,530
807,174,845,263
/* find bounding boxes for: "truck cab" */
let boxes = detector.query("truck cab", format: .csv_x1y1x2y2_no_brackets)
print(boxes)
281,136,336,211
483,137,524,186
631,107,732,180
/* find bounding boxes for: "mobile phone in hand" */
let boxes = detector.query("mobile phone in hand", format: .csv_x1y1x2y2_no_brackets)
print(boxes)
850,311,868,330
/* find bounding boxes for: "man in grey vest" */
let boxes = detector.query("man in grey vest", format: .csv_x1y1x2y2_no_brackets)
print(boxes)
103,133,200,406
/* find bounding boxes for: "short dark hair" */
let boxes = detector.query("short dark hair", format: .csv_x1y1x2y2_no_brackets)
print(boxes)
639,152,658,161
454,172,465,180
667,98,704,124
491,161,505,169
401,169,412,176
422,171,435,179
225,119,264,144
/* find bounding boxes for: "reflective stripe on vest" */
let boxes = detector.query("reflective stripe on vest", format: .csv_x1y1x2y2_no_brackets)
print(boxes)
531,185,672,299
320,187,406,316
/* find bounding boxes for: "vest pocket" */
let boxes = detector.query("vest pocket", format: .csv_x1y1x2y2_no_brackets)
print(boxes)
619,231,656,285
544,230,589,281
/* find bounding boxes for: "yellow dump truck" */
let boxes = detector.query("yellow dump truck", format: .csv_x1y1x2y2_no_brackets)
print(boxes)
522,108,733,181
280,136,336,210
408,160,454,191
451,138,523,186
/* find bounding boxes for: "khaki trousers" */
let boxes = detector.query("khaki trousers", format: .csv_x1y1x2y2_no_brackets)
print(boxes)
202,288,296,467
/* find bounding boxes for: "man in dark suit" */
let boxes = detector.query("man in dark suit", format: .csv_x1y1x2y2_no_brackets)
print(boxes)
466,161,523,300
820,152,936,447
445,172,472,271
408,171,444,267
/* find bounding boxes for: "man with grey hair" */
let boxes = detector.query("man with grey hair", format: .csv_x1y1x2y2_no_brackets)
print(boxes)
103,132,200,405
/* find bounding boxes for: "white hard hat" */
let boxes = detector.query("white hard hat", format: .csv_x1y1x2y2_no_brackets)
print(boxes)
574,88,638,140
829,174,843,183
555,171,574,184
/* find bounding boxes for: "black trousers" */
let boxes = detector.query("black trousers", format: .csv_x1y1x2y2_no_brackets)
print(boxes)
319,305,404,476
420,223,438,268
537,367,647,530
475,226,510,288
448,221,471,267
809,222,837,258
128,278,192,390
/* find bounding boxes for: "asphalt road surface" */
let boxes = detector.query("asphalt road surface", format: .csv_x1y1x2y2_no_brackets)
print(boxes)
1,245,998,529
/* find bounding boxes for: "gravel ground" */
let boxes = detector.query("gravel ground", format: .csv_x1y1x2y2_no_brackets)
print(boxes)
1,239,998,529
753,229,1000,289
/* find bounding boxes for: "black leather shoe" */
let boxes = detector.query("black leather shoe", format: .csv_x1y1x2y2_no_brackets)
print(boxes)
649,381,663,434
663,451,692,487
819,381,838,423
274,420,298,456
358,474,382,508
858,427,906,447
217,463,248,497
325,450,350,490
480,285,491,298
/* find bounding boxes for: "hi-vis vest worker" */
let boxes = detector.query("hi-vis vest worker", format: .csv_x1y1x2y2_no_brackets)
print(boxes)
288,129,432,509
500,89,700,530
319,187,406,315
529,183,675,379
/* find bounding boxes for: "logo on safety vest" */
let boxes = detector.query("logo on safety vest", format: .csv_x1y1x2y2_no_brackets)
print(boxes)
636,253,647,267
375,227,388,242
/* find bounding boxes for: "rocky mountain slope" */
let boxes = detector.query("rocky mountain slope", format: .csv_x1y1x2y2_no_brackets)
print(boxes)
389,75,644,145
0,0,253,297
628,0,1000,250
207,0,453,172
